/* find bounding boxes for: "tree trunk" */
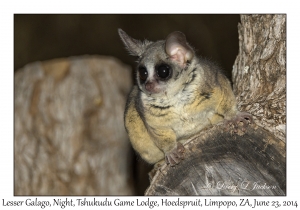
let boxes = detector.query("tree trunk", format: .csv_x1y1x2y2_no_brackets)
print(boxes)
233,14,286,142
14,56,134,195
145,14,286,196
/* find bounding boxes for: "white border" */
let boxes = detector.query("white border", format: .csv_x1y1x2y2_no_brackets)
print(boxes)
1,0,299,209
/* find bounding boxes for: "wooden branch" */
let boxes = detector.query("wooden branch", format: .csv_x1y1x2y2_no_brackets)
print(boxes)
145,123,285,195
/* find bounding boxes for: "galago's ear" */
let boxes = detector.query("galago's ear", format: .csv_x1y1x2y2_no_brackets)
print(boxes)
118,29,151,57
165,31,194,68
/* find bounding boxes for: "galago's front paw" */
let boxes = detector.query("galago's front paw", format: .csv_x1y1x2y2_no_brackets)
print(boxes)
224,111,253,135
165,142,185,166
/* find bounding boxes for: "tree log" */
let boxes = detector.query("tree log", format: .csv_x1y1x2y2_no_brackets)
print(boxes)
14,55,134,195
145,14,286,196
145,124,285,195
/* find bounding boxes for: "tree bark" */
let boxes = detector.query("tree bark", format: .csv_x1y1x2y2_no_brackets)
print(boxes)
14,56,134,195
145,14,286,196
233,14,286,142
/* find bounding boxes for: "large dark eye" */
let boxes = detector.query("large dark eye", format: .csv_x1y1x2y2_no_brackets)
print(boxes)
156,64,171,80
138,66,148,81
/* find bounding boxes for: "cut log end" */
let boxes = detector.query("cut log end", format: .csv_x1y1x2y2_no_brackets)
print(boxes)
146,123,286,196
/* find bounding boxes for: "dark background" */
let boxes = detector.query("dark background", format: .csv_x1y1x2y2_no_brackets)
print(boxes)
14,14,241,194
14,14,240,79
